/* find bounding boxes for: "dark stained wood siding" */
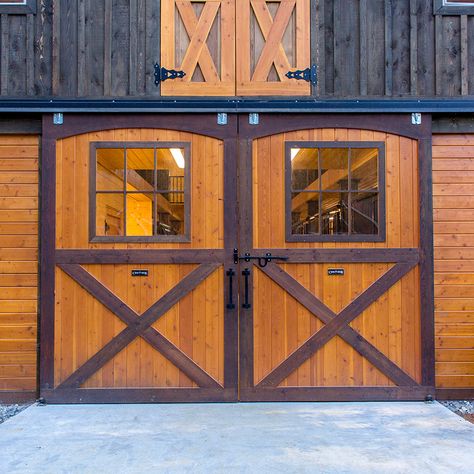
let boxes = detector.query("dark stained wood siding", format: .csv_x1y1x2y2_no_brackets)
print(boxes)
0,1,474,98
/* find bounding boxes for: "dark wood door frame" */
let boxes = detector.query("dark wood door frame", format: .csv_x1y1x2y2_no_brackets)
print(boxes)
237,113,435,402
40,114,239,403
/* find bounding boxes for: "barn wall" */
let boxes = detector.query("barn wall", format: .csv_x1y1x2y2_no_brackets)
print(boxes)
0,0,474,98
433,134,474,392
0,135,38,400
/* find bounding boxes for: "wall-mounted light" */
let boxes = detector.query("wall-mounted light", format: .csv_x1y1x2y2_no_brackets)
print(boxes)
170,148,185,169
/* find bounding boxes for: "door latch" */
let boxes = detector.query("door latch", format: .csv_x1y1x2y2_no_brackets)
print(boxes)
285,65,317,86
233,249,288,268
154,63,186,86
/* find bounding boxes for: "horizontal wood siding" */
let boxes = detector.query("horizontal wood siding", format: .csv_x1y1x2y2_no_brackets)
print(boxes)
433,134,474,389
0,0,473,98
0,135,38,394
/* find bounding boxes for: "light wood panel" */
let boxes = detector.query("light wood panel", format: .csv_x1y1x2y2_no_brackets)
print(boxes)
433,134,474,388
0,135,38,394
161,0,235,96
54,129,225,390
252,128,421,388
236,0,310,96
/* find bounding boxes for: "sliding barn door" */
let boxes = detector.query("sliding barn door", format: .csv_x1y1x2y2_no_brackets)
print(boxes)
236,0,311,95
238,118,432,401
161,0,235,96
41,120,238,403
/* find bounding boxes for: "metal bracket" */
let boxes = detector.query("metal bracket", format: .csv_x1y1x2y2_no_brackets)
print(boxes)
217,113,228,125
154,63,186,86
285,65,317,86
412,113,422,125
53,113,64,125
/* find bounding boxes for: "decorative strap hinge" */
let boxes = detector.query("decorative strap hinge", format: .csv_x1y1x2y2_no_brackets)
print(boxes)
285,65,317,86
154,63,186,86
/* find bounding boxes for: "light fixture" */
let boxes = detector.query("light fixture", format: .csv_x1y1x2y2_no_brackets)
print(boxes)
170,148,185,169
291,148,300,160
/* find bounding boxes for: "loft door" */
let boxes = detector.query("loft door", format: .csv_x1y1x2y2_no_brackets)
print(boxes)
237,115,434,402
160,0,311,96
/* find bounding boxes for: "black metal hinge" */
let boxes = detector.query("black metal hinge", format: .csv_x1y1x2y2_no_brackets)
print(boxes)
285,65,317,86
154,63,186,86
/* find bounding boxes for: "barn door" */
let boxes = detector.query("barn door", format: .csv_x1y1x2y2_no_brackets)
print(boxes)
160,0,235,96
237,116,433,401
160,0,311,96
41,117,239,403
236,0,311,95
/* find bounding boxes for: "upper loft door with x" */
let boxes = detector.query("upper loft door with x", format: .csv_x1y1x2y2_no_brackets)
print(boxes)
158,0,313,96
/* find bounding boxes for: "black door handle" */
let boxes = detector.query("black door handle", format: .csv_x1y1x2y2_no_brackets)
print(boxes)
242,268,251,309
226,269,235,309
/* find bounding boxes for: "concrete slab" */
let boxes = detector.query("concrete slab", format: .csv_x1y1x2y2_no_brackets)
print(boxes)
0,402,473,473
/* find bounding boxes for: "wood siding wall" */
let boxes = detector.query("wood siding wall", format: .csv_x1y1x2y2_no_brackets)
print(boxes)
1,0,474,98
0,135,38,396
433,134,474,390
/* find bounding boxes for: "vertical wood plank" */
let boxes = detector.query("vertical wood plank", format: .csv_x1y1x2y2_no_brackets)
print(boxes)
145,0,160,96
77,0,86,96
129,0,138,96
26,13,35,95
1,15,9,96
359,0,368,96
409,0,418,96
103,0,112,96
435,14,443,96
384,0,393,96
461,15,468,96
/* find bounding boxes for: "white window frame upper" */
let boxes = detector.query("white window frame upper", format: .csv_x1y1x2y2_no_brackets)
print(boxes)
0,0,36,14
434,0,474,14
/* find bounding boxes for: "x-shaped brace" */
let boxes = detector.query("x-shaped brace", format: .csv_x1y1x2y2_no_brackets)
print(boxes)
176,1,220,82
251,0,295,81
56,263,222,390
257,261,419,388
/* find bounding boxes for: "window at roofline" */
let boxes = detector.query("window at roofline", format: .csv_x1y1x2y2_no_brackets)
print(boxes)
434,0,474,14
0,0,36,14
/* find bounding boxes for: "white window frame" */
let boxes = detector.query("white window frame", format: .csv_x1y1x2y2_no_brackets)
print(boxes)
0,0,36,14
434,0,474,14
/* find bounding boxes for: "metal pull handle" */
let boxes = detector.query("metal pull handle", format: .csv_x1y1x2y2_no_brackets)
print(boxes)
242,268,251,309
226,269,235,309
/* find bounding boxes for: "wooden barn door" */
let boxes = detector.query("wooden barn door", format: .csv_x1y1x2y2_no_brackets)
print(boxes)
40,116,239,403
161,0,235,96
236,0,311,96
160,0,311,96
237,115,434,401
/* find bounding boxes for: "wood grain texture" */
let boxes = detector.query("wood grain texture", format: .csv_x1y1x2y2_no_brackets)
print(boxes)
0,135,38,394
433,133,474,389
53,127,229,395
248,127,422,391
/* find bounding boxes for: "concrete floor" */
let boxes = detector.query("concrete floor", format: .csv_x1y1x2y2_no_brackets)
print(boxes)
0,402,473,474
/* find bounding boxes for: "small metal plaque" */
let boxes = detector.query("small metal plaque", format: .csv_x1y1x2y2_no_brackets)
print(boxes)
131,270,149,277
328,268,344,276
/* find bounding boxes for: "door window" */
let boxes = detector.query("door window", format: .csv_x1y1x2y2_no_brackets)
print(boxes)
91,142,190,242
286,142,385,242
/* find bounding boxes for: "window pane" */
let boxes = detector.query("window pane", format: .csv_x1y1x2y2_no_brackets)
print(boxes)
126,193,153,236
351,192,379,235
156,148,185,191
291,148,318,190
351,148,378,191
126,148,155,191
96,148,125,191
320,148,349,191
321,192,348,235
291,192,319,235
96,193,124,236
156,192,185,235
